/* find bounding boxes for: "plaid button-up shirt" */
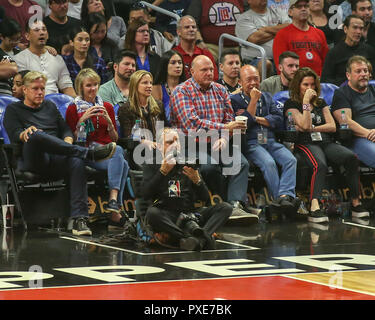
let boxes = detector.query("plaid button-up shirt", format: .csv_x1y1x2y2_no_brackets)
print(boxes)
170,77,235,135
63,54,109,85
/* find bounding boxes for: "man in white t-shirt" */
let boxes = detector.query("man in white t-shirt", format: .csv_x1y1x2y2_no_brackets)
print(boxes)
67,0,82,19
13,19,76,97
235,0,291,78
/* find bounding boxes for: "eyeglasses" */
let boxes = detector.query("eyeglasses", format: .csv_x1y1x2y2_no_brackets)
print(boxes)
137,29,150,34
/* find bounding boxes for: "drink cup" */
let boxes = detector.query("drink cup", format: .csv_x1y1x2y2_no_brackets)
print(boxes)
235,115,247,134
2,204,14,228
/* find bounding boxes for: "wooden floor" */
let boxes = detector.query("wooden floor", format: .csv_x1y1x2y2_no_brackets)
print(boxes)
1,214,375,304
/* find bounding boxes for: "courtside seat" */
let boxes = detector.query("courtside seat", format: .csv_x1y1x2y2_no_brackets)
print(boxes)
320,83,338,106
0,95,20,144
44,93,74,119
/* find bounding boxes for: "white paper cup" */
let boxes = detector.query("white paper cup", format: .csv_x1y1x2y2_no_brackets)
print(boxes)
2,205,14,228
235,116,247,133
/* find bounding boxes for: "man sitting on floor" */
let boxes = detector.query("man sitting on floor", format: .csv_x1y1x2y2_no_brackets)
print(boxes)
142,127,232,251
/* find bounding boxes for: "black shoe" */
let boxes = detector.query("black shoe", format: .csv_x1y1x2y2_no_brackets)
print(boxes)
105,199,120,213
107,209,129,229
279,195,295,209
87,142,116,162
179,236,201,251
308,209,329,223
351,204,370,218
72,217,92,236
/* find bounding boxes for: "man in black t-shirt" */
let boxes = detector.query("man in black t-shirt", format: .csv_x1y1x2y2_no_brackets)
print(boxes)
142,128,232,251
331,55,375,168
217,48,242,94
43,0,80,53
3,71,116,236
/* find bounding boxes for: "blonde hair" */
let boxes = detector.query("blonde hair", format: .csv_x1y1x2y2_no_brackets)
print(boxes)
128,70,161,117
22,71,47,87
74,68,101,98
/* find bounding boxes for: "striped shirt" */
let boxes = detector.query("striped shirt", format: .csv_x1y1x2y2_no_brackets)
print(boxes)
169,77,234,135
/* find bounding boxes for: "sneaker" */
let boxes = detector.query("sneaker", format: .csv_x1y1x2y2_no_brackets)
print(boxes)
279,195,295,209
179,236,201,251
105,199,120,213
87,142,116,162
72,217,92,236
351,204,370,218
107,209,129,229
229,201,259,224
352,217,370,225
308,209,329,223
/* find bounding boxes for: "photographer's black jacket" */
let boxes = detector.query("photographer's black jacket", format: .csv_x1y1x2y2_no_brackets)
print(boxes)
142,157,210,212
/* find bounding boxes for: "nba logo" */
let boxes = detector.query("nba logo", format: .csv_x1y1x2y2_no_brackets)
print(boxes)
218,7,231,22
168,180,181,198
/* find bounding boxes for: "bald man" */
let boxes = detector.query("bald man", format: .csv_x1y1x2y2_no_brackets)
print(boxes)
231,65,299,215
170,55,260,223
173,16,219,80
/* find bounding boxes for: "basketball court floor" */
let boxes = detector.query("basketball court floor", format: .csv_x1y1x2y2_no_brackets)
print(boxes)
1,210,375,303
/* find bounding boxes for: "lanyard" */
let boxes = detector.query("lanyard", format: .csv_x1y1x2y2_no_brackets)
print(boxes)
240,93,264,129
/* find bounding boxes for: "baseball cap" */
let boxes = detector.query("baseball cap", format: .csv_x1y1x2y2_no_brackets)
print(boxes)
289,0,309,7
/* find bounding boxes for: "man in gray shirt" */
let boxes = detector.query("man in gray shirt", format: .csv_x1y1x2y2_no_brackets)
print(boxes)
98,50,136,106
235,0,290,78
260,51,300,95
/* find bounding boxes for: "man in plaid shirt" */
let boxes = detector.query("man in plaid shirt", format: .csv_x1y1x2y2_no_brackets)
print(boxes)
169,55,260,222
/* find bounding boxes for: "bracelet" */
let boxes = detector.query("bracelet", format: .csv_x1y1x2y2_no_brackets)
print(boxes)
302,104,311,111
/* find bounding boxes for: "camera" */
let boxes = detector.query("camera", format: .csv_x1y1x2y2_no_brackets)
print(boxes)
176,212,204,237
173,150,200,170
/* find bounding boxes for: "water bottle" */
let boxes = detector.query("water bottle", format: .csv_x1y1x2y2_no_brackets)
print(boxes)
77,122,87,146
131,119,141,142
287,112,296,131
340,110,349,129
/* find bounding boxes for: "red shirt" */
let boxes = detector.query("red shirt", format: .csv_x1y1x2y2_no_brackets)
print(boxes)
0,0,39,46
173,43,219,81
65,102,117,146
273,24,329,76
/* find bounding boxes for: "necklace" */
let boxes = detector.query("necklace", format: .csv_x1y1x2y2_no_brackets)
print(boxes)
165,82,172,96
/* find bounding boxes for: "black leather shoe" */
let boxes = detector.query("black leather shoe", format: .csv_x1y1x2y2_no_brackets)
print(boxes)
179,236,201,251
87,142,116,162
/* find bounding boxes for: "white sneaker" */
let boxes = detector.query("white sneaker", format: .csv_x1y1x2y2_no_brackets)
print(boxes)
228,201,259,224
351,204,370,218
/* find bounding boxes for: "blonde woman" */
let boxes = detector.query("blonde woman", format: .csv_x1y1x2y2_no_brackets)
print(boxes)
118,70,166,149
65,68,129,227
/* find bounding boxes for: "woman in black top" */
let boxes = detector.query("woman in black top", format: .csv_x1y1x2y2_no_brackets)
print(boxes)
285,67,368,222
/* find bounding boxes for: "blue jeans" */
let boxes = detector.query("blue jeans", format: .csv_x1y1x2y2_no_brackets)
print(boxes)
349,137,375,168
86,145,129,205
245,139,297,199
197,144,250,203
21,131,89,218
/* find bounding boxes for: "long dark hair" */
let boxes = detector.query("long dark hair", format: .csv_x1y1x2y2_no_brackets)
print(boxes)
154,50,186,85
81,0,111,22
124,18,150,53
289,67,322,106
68,26,95,70
83,12,117,48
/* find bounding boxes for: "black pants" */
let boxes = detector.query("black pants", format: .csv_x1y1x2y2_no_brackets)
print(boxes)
145,202,232,240
296,142,360,200
21,131,89,218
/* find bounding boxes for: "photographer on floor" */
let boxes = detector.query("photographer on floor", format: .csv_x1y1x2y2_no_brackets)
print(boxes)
142,127,232,251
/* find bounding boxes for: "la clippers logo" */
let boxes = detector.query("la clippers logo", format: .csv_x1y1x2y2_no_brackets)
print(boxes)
168,180,181,198
208,2,241,26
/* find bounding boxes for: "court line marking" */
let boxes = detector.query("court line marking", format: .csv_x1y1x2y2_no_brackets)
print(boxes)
59,236,259,256
283,270,375,297
342,220,375,230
